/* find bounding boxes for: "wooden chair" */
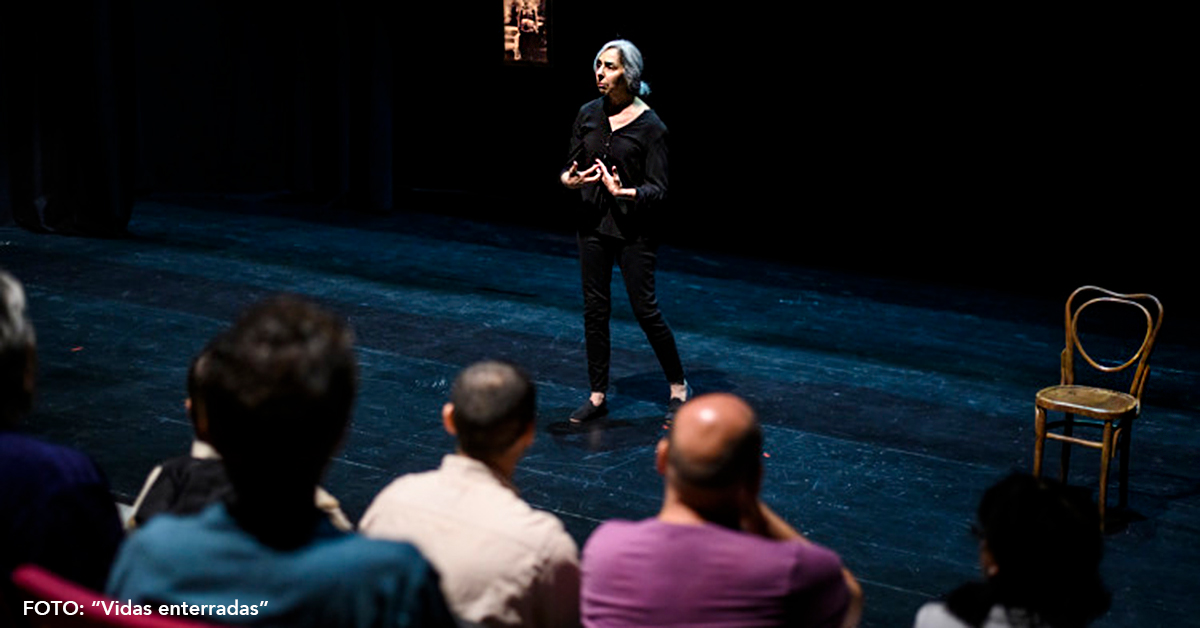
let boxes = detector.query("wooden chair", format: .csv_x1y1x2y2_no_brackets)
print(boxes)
10,564,219,628
1033,286,1163,530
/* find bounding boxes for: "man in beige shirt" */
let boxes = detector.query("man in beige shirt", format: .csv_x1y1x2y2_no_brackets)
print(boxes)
361,361,580,628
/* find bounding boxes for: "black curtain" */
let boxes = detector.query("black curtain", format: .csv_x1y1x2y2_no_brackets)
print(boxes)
1,0,134,235
0,1,1183,304
130,3,394,210
0,2,395,234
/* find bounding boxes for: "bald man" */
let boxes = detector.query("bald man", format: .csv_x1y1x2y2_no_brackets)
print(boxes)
580,393,863,628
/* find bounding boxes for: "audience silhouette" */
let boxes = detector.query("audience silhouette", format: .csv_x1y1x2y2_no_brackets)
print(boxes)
105,295,456,627
0,275,1123,628
581,392,863,627
914,473,1110,628
126,343,352,532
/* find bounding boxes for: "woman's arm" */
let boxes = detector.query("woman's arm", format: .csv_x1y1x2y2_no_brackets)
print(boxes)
561,104,597,189
633,126,668,206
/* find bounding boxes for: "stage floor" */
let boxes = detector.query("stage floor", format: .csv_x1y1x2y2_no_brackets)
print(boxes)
3,196,1197,626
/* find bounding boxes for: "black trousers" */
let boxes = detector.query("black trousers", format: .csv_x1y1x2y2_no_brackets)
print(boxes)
578,232,685,393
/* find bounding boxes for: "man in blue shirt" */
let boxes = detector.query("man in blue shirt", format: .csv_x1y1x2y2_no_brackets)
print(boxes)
107,295,456,627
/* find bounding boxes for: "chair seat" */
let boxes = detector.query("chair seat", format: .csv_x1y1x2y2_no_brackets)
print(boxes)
1036,385,1139,420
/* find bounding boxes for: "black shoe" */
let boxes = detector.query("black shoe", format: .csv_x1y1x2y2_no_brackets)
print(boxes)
569,399,608,424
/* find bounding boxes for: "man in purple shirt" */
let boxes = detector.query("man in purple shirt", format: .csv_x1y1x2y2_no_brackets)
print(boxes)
581,393,863,627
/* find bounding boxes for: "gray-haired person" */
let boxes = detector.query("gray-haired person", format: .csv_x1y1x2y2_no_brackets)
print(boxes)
560,39,690,424
1,269,123,595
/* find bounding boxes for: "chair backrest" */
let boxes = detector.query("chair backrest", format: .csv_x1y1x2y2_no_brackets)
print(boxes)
10,564,219,628
1060,286,1163,400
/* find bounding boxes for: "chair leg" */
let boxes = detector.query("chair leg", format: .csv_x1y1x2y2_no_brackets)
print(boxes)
1098,421,1114,532
1060,413,1075,482
1033,406,1047,477
1118,422,1132,510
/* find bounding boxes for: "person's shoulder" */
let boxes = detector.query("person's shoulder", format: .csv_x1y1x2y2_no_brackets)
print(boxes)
576,97,606,119
153,455,228,494
1,430,92,467
361,467,443,520
489,482,573,536
344,539,455,627
527,507,578,560
582,518,653,551
625,106,667,143
591,517,648,534
375,466,442,495
159,452,220,471
325,533,441,585
341,534,416,559
0,431,108,487
781,537,846,575
112,504,235,586
914,601,975,628
435,460,573,547
634,100,665,126
128,502,235,546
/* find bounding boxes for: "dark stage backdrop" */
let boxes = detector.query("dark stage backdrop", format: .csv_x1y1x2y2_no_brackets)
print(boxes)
0,1,135,236
0,3,1186,302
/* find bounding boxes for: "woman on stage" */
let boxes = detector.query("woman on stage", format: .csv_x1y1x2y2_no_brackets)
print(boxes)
560,39,689,423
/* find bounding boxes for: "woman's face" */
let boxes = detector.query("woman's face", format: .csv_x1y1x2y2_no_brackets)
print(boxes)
595,48,628,98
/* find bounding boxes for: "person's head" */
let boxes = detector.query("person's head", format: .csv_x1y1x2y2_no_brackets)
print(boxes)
0,270,36,429
656,393,763,515
594,39,650,98
200,295,357,500
443,360,536,465
975,473,1109,627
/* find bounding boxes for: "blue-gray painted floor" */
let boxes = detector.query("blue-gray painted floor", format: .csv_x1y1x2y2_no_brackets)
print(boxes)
2,197,1197,627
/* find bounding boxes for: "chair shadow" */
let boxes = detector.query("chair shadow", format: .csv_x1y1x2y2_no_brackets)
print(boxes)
1102,505,1147,534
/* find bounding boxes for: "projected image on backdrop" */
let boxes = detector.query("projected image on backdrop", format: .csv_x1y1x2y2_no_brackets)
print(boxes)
504,0,548,64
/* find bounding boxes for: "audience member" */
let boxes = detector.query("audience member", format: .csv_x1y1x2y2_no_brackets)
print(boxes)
580,392,863,627
106,295,456,627
125,344,352,531
913,473,1110,628
361,360,580,628
0,269,123,592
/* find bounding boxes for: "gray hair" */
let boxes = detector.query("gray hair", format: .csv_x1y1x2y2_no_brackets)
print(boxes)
595,39,651,97
1,270,36,426
0,270,35,353
450,360,536,460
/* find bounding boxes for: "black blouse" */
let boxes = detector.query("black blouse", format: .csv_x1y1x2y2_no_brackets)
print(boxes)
563,97,669,240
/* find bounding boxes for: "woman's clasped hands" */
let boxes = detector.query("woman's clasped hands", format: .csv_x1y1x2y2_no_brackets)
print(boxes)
560,160,602,189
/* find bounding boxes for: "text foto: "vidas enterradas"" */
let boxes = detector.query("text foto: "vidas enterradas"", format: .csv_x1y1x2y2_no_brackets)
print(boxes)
23,599,269,617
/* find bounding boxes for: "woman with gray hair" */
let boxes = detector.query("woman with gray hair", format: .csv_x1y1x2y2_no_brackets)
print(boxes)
560,40,689,424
